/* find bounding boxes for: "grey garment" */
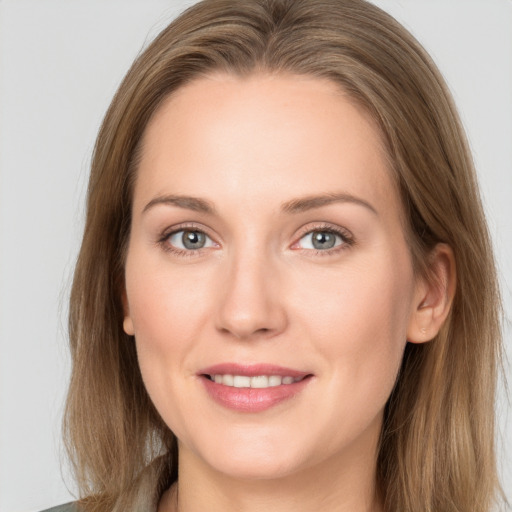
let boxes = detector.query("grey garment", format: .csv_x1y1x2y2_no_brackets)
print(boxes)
37,455,167,512
39,503,78,512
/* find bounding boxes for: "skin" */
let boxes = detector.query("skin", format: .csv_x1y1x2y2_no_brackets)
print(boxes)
123,72,454,512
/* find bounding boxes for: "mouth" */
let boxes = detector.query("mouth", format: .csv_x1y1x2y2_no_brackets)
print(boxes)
198,363,314,412
202,373,311,388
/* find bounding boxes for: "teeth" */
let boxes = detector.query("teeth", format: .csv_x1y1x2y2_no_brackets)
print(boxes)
251,375,269,388
210,374,304,388
233,376,251,388
222,374,234,386
268,375,282,387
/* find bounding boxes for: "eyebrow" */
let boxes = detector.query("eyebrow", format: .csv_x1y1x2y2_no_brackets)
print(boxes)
281,192,378,215
142,192,377,216
143,195,217,215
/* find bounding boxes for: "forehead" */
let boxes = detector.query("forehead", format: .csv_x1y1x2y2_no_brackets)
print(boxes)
134,72,400,220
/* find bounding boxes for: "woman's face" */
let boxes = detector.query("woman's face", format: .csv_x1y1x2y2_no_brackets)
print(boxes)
123,73,425,480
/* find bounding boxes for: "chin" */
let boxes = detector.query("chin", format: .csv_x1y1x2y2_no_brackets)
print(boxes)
209,454,306,481
187,434,312,481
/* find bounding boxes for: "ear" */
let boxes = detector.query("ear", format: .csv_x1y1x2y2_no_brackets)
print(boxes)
407,243,456,343
121,287,135,336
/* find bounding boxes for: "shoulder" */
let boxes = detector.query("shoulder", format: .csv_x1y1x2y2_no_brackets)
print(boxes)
39,503,79,512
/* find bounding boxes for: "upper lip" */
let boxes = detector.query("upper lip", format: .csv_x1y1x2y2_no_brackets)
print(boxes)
199,363,312,378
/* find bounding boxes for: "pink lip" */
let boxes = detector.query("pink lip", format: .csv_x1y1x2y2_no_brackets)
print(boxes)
198,363,314,413
199,363,311,378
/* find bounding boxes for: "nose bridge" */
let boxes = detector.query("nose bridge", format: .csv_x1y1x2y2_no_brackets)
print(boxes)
215,239,287,340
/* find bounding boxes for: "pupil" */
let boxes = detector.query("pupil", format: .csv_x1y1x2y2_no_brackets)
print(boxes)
182,231,205,249
312,231,335,250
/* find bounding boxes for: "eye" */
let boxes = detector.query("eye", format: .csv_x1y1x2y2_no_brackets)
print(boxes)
295,227,352,252
166,229,216,251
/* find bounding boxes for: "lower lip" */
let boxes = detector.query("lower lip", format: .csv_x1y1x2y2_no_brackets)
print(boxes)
200,375,313,412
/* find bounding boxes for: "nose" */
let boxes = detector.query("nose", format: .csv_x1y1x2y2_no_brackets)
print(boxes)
214,251,288,340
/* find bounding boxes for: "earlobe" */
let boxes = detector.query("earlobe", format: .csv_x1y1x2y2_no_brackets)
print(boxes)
407,243,456,344
121,288,135,336
123,316,135,336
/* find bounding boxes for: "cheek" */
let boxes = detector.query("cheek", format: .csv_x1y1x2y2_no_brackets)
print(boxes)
125,253,212,353
297,253,414,411
124,264,212,444
302,260,412,344
123,249,214,413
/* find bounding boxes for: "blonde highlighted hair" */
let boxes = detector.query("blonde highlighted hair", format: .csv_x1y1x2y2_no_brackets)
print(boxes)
64,1,504,510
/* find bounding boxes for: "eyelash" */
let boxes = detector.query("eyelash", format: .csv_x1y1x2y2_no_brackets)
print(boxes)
294,223,355,257
157,222,355,258
157,223,216,259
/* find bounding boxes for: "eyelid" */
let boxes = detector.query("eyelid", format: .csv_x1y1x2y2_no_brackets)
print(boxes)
157,221,355,257
168,230,216,250
158,222,219,256
291,223,355,253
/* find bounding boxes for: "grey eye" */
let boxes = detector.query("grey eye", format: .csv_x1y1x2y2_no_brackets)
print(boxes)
168,230,214,250
299,230,342,250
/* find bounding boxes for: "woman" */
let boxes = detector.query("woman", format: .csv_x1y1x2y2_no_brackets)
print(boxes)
48,0,505,511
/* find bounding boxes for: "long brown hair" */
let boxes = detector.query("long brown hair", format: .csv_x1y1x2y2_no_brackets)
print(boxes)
64,1,504,510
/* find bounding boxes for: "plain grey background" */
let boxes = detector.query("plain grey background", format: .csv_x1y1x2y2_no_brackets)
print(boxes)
0,1,510,511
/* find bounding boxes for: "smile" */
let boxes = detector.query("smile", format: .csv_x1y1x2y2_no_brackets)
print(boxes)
206,374,306,388
200,366,313,412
